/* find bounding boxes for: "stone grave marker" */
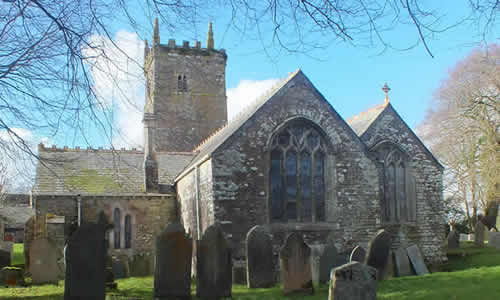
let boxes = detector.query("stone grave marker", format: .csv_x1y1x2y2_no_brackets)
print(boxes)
393,247,414,277
279,232,313,295
488,232,500,249
365,229,391,280
475,222,485,247
154,222,192,299
447,230,460,249
232,260,247,284
64,223,106,300
328,261,377,300
246,225,274,288
30,238,60,284
459,233,469,242
310,244,324,286
350,246,366,263
112,258,127,279
406,245,429,275
196,223,232,299
0,249,10,269
319,240,337,283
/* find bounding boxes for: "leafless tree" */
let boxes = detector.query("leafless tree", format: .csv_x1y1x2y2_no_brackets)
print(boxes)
419,43,500,231
1,0,498,189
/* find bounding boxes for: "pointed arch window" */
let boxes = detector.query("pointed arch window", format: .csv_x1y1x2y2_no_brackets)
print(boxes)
371,142,416,222
124,215,132,249
113,208,121,249
270,120,326,222
177,74,188,92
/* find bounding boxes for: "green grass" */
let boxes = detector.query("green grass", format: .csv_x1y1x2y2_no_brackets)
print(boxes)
12,243,25,266
1,243,499,300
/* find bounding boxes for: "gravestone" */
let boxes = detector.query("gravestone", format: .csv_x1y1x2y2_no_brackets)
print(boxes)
365,230,391,280
475,222,485,247
0,241,13,254
350,246,366,263
0,250,10,269
154,222,192,299
196,223,232,299
318,240,337,283
111,258,127,279
64,223,106,300
30,238,60,284
246,225,274,288
406,245,429,275
279,232,313,295
447,230,460,249
328,262,377,300
488,232,500,249
232,261,247,284
393,247,414,277
310,244,324,286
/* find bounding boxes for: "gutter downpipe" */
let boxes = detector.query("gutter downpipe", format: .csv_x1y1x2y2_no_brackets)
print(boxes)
77,194,81,226
195,166,201,240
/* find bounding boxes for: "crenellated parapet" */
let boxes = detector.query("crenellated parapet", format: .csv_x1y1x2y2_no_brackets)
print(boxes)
38,143,144,154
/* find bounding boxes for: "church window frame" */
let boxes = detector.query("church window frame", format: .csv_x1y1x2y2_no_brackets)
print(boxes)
268,118,329,223
370,141,417,223
177,74,188,92
113,208,121,249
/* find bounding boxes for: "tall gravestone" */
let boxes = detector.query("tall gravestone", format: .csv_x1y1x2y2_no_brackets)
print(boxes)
350,246,366,263
393,247,414,277
406,245,429,275
475,222,485,247
246,225,274,288
64,223,106,300
280,232,313,294
196,223,232,299
447,230,460,249
318,240,337,284
328,262,377,300
30,238,61,284
365,229,391,280
154,222,192,299
488,232,500,249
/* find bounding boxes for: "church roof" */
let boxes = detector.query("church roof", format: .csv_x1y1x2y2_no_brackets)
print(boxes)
177,69,302,180
347,100,389,136
157,152,196,185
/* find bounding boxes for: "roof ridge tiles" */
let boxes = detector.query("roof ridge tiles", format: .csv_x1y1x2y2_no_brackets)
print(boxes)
38,143,144,154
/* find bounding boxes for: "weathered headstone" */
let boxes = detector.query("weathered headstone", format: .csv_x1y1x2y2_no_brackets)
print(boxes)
279,232,313,295
30,238,61,284
393,247,414,277
111,258,127,279
488,232,500,249
246,225,274,288
475,222,485,247
310,244,323,286
319,240,337,284
406,245,429,275
0,249,10,269
64,223,106,300
350,246,366,263
0,241,13,254
328,262,377,300
154,222,192,299
232,261,247,284
447,230,460,249
365,230,391,280
196,223,232,299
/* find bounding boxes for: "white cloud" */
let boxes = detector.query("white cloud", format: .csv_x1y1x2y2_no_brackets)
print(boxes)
83,30,145,149
0,128,50,192
227,78,280,120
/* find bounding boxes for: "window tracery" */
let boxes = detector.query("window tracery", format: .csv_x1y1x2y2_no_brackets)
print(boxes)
270,120,326,222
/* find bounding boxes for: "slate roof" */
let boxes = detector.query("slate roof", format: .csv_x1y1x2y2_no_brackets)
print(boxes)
157,152,196,185
347,100,389,136
0,205,35,227
176,69,302,180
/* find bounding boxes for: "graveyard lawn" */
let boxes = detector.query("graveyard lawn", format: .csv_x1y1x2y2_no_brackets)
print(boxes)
1,244,500,300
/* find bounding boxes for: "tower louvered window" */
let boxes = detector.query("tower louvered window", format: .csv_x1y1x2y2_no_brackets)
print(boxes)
270,120,326,222
177,74,187,92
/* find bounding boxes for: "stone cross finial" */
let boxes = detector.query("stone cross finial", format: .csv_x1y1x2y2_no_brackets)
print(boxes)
153,18,160,46
382,82,390,103
207,22,214,49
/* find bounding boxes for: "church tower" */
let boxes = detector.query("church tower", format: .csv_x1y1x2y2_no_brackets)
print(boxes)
143,20,227,154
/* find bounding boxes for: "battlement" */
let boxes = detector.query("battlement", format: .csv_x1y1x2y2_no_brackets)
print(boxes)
38,143,144,154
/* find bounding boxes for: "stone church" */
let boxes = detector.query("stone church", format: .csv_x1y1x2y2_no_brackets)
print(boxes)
33,21,446,274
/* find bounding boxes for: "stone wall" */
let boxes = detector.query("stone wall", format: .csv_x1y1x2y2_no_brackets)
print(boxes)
145,41,227,152
360,104,446,264
207,72,382,261
34,194,177,256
